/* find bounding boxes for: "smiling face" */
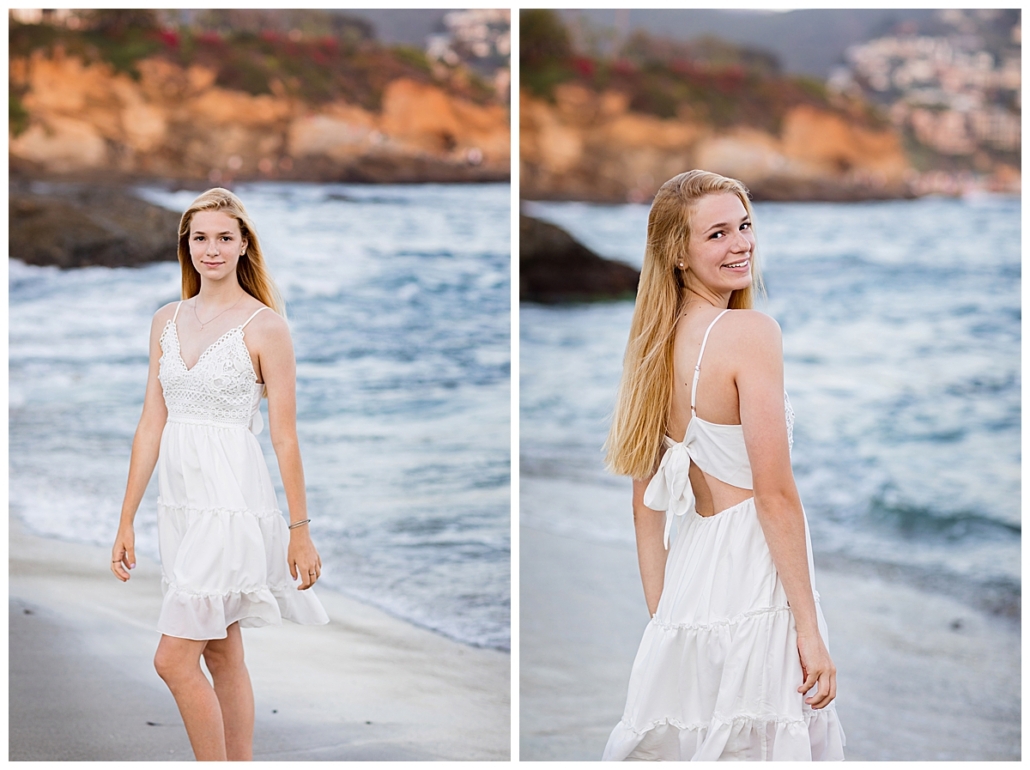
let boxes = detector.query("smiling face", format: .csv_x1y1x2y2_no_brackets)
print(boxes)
682,192,755,302
188,209,249,282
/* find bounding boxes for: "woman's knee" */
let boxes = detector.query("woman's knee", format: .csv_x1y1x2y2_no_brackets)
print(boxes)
203,626,245,678
154,645,185,683
154,637,203,684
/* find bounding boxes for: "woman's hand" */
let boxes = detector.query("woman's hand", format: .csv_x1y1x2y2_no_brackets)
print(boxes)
288,527,322,590
111,526,136,582
796,631,837,709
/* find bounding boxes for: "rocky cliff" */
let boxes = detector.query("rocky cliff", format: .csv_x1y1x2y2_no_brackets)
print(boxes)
520,84,913,202
10,50,510,184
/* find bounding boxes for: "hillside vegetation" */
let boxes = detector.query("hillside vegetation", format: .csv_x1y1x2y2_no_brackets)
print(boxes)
521,9,882,136
10,9,499,137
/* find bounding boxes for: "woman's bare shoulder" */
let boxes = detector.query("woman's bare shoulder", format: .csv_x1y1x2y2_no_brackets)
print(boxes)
722,308,780,336
152,301,180,328
720,309,782,359
244,305,292,345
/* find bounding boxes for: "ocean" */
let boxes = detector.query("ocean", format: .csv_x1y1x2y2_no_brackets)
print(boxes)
521,194,1020,617
10,181,511,650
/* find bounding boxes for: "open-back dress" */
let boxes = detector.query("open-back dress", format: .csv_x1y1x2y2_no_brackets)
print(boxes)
603,309,845,761
155,301,329,640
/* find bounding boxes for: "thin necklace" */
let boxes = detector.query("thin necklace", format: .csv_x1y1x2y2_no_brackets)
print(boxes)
194,292,245,329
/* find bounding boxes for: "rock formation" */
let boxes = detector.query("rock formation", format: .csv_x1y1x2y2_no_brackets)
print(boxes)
10,185,181,268
10,51,510,184
520,214,639,303
520,84,913,202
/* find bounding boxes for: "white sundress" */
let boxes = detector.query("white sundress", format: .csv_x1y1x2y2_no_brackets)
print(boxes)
155,301,329,640
603,309,846,761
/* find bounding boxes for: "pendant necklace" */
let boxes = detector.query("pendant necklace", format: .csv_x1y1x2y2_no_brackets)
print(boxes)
194,292,245,329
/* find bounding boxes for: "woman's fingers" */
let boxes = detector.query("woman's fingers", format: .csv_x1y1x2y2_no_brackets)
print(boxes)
803,669,837,709
796,634,836,708
797,669,817,696
807,669,837,709
110,542,135,581
287,538,320,589
111,554,129,581
295,559,320,589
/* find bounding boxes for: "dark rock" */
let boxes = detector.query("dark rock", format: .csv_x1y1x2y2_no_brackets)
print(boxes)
9,185,182,269
520,214,639,304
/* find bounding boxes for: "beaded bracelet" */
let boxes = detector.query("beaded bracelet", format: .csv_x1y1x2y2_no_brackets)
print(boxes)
288,518,311,530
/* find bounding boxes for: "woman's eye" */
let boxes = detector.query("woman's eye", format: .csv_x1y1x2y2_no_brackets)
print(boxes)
741,222,751,231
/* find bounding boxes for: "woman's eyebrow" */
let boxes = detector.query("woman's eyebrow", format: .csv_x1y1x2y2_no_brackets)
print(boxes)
702,217,748,233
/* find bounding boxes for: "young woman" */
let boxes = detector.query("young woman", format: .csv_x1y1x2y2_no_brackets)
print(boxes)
110,188,329,761
602,171,845,760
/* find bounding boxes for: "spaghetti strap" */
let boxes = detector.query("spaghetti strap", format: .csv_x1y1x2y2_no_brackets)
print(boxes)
690,309,731,415
171,301,183,323
241,307,267,329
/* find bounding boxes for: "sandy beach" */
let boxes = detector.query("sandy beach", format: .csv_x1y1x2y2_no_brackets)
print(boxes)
9,516,510,761
520,475,1020,761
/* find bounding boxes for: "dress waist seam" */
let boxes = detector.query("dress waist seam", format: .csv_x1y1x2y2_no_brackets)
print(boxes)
166,415,254,429
651,603,792,632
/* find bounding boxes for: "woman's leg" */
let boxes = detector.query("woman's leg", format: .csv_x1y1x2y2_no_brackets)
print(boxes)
203,622,255,761
154,635,227,761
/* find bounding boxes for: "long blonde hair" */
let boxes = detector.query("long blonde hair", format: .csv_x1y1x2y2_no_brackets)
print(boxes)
605,170,764,479
177,188,285,315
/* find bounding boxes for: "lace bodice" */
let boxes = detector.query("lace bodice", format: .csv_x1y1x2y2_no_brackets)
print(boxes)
158,304,265,433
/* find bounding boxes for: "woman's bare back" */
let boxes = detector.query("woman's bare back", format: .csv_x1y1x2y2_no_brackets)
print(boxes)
668,306,753,517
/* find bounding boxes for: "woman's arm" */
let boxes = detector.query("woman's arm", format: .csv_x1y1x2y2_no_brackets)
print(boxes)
632,477,667,617
733,311,836,709
112,307,172,581
254,313,322,590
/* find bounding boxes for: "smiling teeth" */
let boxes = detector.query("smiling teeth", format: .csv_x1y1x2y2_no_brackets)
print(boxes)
725,260,748,268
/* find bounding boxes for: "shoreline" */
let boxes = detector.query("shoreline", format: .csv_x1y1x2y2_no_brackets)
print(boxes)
11,171,511,193
519,475,1020,761
9,515,510,761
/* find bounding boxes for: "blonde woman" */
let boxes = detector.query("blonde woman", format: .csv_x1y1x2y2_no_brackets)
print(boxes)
110,188,328,760
602,171,845,760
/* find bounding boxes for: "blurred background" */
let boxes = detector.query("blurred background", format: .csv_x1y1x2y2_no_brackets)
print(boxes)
521,8,1019,201
9,9,511,652
10,8,510,185
519,8,1019,760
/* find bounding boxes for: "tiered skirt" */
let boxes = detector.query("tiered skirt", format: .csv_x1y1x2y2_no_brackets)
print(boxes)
156,419,329,640
603,498,845,760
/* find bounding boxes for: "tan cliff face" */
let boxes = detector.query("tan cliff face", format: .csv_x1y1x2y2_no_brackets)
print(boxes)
10,50,510,182
520,84,912,202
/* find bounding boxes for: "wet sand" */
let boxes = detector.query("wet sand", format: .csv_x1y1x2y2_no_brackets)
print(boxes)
9,517,510,761
519,476,1020,761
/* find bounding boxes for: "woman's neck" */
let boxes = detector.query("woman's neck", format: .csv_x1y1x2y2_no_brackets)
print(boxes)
681,287,730,312
196,275,245,306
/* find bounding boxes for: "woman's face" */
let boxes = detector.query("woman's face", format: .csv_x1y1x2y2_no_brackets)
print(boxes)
683,192,755,298
189,209,248,282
